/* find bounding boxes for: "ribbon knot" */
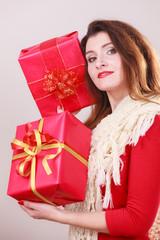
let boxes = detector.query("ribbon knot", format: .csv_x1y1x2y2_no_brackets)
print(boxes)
11,119,60,177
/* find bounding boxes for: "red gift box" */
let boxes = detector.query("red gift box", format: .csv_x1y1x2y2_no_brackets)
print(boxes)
7,111,91,206
18,32,96,117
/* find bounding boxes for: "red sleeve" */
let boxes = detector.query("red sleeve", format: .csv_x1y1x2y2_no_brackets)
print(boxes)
105,115,160,237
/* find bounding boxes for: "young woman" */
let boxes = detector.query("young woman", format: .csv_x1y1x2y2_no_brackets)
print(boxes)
18,20,160,240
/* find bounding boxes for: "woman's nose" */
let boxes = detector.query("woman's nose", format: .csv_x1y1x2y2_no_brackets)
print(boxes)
96,56,107,69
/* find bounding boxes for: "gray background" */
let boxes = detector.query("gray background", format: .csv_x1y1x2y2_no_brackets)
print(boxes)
1,0,160,239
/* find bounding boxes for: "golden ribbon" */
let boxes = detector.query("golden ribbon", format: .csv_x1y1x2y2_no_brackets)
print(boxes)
12,118,88,205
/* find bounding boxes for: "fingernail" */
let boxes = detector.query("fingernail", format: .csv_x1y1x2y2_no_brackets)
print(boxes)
18,201,24,205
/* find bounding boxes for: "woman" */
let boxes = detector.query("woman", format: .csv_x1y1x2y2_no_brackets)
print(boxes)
18,20,160,239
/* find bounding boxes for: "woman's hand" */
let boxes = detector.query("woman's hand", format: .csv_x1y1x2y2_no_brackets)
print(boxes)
18,200,109,234
18,201,63,222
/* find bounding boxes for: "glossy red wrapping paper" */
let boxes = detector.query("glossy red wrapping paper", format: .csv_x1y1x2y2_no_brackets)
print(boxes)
18,32,96,117
7,111,91,206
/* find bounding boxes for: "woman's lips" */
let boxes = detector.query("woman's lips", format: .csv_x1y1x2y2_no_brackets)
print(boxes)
98,71,113,78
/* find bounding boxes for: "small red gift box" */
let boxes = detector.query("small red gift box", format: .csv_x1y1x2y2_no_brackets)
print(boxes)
18,32,96,117
7,111,91,206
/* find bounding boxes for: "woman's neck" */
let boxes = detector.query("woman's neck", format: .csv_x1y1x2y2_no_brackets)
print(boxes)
107,90,129,112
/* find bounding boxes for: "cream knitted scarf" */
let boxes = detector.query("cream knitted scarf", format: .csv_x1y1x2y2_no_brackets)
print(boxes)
65,95,160,240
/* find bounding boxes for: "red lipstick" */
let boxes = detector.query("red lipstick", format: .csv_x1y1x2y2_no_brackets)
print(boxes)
98,71,113,79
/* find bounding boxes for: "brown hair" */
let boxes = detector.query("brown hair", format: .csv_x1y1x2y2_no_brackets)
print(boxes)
81,20,160,129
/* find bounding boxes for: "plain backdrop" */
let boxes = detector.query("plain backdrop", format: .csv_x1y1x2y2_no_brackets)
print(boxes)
1,0,160,239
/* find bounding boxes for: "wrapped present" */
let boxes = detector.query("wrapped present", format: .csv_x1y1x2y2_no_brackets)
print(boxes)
7,111,91,206
18,32,96,117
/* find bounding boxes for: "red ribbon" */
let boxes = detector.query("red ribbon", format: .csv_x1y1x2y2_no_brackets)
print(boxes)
12,123,51,149
11,122,52,176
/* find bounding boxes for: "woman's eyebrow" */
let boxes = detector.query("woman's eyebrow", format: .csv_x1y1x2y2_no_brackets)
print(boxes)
85,42,112,56
102,42,112,48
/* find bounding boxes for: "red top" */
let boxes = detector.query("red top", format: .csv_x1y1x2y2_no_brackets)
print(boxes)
98,115,160,239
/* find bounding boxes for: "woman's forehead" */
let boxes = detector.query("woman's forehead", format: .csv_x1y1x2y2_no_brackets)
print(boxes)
86,32,112,53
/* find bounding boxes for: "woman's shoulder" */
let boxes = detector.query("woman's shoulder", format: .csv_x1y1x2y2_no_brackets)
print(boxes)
146,114,160,135
126,114,160,153
153,114,160,123
130,114,160,153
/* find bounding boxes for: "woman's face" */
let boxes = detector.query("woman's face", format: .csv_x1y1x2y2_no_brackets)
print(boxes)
85,31,128,95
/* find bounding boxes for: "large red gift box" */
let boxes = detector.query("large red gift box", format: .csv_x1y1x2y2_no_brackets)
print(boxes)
7,111,91,206
18,32,96,117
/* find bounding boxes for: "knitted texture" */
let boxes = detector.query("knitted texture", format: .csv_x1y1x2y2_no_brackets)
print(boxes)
65,95,160,240
148,207,160,240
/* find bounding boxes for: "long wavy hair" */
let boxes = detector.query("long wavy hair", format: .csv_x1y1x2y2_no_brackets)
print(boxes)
81,20,160,129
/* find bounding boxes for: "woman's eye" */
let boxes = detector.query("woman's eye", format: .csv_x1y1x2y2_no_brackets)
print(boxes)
88,56,96,63
107,48,117,55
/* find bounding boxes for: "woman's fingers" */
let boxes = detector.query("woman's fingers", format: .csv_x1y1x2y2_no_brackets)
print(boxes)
18,201,42,219
17,200,59,221
19,205,35,218
18,200,36,210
